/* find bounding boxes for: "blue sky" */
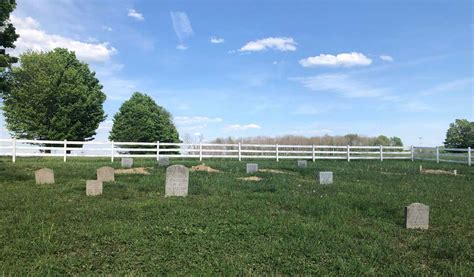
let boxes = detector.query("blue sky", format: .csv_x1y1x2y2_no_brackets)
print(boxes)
1,0,473,146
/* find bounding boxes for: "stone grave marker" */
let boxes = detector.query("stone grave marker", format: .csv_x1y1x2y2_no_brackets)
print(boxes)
159,156,170,166
35,168,55,184
297,160,307,168
246,163,258,174
165,165,189,197
86,180,103,196
318,171,333,185
97,166,115,182
405,203,429,229
121,158,133,168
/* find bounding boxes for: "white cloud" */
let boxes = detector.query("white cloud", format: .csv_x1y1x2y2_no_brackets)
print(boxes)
170,11,194,41
128,9,144,21
299,52,372,67
10,15,117,63
225,124,261,131
239,37,297,52
102,25,113,32
210,36,225,44
176,44,188,50
293,74,387,98
420,78,473,95
174,116,223,125
380,55,393,62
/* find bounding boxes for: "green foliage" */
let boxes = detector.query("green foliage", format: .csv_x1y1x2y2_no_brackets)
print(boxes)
0,0,20,97
0,157,473,274
444,119,474,149
374,135,390,146
109,92,180,143
390,136,403,146
2,48,106,141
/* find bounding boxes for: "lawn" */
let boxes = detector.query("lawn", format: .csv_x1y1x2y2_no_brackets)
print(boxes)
0,157,473,275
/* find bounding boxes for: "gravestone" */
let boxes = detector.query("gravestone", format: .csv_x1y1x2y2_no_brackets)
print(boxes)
165,165,189,197
297,160,307,168
97,166,115,182
246,163,258,174
86,180,103,196
35,168,55,184
318,171,333,185
121,158,133,168
159,156,170,166
405,203,429,229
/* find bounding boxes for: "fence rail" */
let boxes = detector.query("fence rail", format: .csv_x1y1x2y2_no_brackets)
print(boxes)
413,146,472,166
0,138,420,163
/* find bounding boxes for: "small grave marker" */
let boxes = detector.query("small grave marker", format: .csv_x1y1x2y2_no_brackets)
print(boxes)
35,168,55,184
405,203,429,229
121,158,133,168
165,165,189,197
86,180,103,196
297,160,307,168
317,171,333,185
159,156,170,166
97,166,115,182
246,163,258,174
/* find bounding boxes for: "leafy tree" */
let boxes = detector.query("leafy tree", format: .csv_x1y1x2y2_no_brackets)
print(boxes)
344,134,360,146
374,135,390,146
389,136,403,146
109,92,180,144
2,48,106,142
444,119,474,148
0,0,19,97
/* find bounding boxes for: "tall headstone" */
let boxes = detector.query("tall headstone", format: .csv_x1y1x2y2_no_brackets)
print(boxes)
405,203,429,229
246,163,258,174
165,165,189,197
297,160,307,168
159,156,170,166
318,171,333,185
121,158,133,168
35,168,55,184
97,166,115,182
86,180,103,196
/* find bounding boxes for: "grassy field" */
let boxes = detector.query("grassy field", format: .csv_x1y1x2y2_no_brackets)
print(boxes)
0,157,473,275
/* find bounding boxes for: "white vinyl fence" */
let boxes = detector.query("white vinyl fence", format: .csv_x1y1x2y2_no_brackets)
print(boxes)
0,138,416,163
413,146,472,166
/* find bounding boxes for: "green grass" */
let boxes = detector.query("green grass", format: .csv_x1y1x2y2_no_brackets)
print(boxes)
0,157,473,275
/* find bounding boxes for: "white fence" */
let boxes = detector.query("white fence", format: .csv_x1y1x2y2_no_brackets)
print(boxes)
413,146,472,166
0,138,416,163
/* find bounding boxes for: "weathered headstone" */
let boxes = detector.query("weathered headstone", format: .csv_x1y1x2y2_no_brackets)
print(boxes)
297,160,307,168
35,168,55,184
246,163,258,174
317,171,333,185
97,166,115,182
405,203,429,229
165,165,189,197
121,158,133,168
86,180,103,196
158,156,170,166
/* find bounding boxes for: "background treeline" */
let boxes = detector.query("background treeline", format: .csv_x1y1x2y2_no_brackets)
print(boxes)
212,134,403,146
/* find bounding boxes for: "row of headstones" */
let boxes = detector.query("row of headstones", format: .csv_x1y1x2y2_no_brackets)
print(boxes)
121,157,170,168
246,162,333,185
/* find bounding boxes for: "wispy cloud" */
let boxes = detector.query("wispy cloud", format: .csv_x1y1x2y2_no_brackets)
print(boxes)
225,124,261,131
128,9,144,21
176,44,188,50
175,116,223,125
379,55,393,62
10,15,117,63
102,25,113,32
295,103,350,115
210,36,225,44
239,37,297,52
420,78,473,95
299,52,372,67
170,11,194,42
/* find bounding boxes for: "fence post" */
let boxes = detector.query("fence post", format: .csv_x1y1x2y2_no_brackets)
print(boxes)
347,145,350,162
156,141,160,161
411,145,414,161
380,145,383,161
312,144,315,162
436,146,440,163
63,139,67,162
276,144,279,162
199,142,203,162
468,147,472,166
12,138,16,163
111,141,114,162
238,142,241,161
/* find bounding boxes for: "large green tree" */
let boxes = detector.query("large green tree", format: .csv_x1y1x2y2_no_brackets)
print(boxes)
444,119,474,148
0,0,19,97
2,48,106,141
109,92,180,143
